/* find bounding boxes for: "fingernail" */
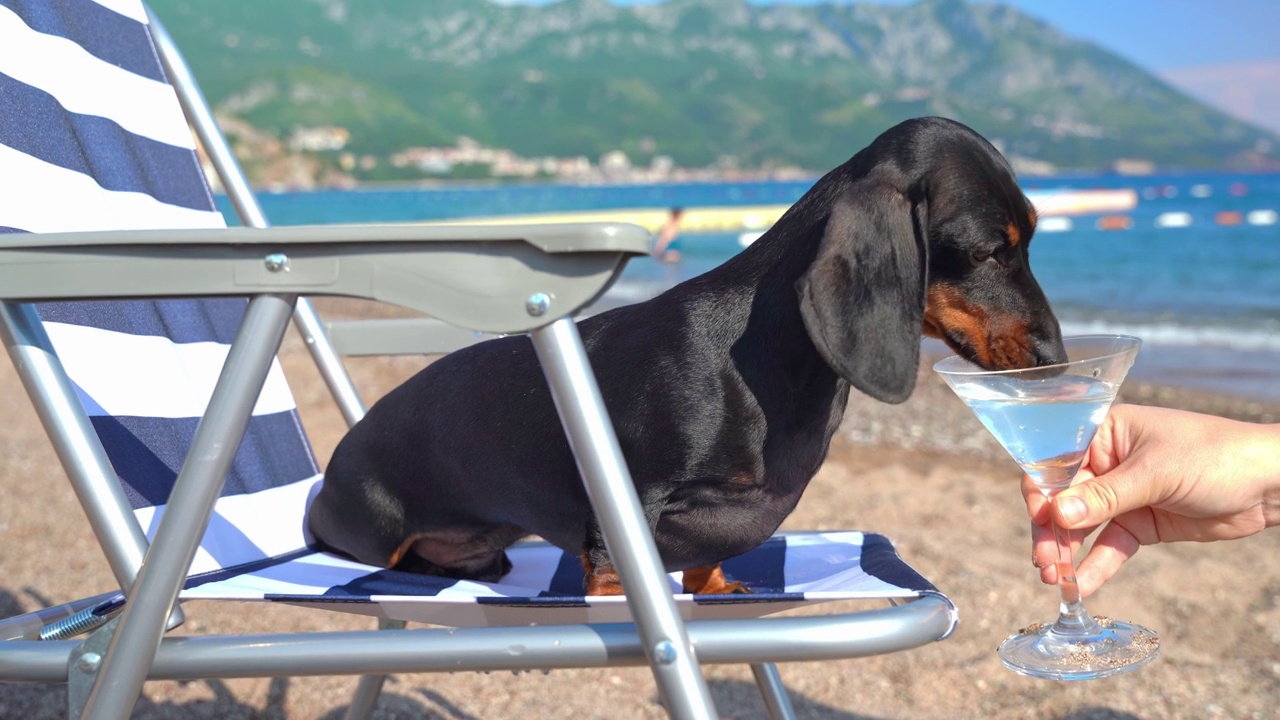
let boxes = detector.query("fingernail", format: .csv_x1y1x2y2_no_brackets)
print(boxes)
1057,495,1086,526
1040,563,1057,585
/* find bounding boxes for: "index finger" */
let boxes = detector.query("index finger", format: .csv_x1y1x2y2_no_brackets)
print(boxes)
1022,474,1051,526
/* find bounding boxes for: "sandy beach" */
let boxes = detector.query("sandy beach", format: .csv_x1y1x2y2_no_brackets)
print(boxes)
2,303,1277,719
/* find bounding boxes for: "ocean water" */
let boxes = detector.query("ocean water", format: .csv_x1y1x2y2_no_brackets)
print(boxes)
222,171,1280,400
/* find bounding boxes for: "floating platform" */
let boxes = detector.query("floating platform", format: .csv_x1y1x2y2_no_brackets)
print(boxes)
438,188,1141,234
437,205,789,234
1027,188,1138,217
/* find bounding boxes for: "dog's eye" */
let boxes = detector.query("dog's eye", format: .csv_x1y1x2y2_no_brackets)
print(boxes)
970,249,998,265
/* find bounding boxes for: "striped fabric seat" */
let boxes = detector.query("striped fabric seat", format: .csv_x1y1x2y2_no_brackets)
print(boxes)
0,0,955,631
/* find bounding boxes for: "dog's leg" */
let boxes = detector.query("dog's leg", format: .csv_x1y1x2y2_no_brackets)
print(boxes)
579,548,624,595
389,528,517,583
680,563,750,595
578,497,673,595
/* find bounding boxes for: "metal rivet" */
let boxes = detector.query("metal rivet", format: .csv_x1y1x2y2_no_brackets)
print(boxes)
77,652,102,673
264,253,289,272
525,292,551,317
652,640,677,665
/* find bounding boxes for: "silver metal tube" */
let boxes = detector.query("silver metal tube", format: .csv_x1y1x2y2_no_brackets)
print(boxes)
148,6,367,428
341,618,404,720
0,591,119,642
529,317,717,720
342,672,391,720
146,7,265,231
0,303,150,592
0,609,41,642
3,597,955,683
750,663,797,720
292,302,367,426
79,294,298,720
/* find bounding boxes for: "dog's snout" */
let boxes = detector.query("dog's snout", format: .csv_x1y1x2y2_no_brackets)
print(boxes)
1032,329,1068,368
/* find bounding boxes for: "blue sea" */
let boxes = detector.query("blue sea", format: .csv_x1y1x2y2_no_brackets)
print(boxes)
220,171,1280,401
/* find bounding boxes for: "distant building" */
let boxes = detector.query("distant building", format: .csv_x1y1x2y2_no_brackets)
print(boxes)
600,150,631,172
1112,158,1156,176
1009,155,1057,178
288,126,350,152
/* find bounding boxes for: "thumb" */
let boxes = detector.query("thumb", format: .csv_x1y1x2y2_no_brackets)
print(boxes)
1053,469,1155,530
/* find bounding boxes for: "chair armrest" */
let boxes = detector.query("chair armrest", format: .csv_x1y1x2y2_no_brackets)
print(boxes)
0,222,650,333
323,295,640,357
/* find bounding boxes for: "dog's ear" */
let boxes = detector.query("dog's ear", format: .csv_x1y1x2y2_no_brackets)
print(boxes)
797,181,927,404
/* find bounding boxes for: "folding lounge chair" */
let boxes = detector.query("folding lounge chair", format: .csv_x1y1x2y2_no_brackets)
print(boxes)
0,1,958,718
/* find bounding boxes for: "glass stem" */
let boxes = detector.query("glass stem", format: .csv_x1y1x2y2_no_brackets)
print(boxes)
1048,499,1102,637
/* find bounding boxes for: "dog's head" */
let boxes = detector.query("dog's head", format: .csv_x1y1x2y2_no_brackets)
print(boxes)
798,117,1066,404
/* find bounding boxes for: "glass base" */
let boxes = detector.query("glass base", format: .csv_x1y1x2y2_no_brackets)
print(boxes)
999,616,1160,681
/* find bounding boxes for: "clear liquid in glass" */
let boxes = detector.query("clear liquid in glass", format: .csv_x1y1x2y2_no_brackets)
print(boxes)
949,375,1115,491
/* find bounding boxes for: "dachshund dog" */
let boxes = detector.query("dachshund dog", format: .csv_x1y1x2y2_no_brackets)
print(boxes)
308,116,1067,595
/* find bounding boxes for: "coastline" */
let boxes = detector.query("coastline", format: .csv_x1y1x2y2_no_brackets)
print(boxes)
1,321,1277,718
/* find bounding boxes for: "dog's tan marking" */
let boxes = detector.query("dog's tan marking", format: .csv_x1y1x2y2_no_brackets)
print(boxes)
581,551,625,595
681,564,750,595
387,533,428,569
923,284,992,366
923,284,1036,370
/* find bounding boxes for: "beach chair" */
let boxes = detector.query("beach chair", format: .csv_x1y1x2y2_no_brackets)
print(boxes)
0,1,958,718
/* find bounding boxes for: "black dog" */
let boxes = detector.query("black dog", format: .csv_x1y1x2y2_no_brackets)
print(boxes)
308,117,1067,595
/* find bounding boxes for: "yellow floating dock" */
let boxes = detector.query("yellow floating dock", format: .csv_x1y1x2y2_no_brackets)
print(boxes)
439,205,791,234
437,189,1136,235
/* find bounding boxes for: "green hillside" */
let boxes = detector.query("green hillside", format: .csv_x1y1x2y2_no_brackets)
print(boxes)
149,0,1278,182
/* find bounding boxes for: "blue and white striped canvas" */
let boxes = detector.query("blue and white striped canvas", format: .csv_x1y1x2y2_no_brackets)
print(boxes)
0,0,321,567
1,0,956,632
0,0,224,232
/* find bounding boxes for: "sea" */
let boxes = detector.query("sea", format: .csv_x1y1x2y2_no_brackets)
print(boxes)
218,171,1280,402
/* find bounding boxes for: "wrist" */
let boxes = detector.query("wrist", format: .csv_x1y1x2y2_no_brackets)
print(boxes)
1256,423,1280,529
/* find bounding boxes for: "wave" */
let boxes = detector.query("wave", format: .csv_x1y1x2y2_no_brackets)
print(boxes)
1052,318,1280,353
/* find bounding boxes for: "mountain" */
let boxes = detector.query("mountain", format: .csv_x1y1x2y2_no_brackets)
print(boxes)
148,0,1278,180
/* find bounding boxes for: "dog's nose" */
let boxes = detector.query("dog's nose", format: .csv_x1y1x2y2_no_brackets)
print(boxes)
1032,330,1068,367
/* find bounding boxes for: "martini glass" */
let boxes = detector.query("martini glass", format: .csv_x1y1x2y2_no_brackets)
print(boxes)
934,335,1159,680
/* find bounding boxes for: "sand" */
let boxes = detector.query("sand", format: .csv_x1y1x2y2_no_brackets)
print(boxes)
2,307,1277,719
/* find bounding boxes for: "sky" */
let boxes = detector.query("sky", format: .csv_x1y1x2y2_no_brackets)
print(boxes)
498,0,1280,132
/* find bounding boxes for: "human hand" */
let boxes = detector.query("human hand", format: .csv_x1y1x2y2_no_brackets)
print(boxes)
1024,404,1280,597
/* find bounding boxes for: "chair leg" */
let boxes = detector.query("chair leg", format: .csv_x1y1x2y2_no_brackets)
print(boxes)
67,616,120,720
76,294,298,720
529,317,716,720
343,674,389,720
343,619,407,720
750,663,798,720
0,303,157,597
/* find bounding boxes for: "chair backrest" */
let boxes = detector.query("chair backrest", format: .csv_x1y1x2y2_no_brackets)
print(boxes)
0,0,322,574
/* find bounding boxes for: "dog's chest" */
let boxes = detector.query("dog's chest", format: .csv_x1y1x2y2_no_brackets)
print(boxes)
651,381,849,568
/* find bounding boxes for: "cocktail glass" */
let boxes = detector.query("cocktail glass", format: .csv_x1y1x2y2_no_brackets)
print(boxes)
934,335,1159,680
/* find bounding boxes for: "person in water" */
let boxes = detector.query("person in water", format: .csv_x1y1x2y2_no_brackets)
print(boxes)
652,206,684,263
